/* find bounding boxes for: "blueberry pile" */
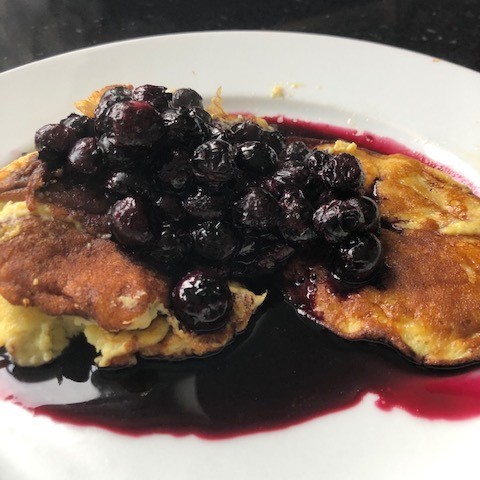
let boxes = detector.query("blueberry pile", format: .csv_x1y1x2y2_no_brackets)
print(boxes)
34,84,383,333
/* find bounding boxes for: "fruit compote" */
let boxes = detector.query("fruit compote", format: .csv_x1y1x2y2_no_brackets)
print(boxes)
1,85,480,438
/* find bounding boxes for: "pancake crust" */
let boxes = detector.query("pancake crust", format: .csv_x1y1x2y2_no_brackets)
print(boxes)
286,141,480,366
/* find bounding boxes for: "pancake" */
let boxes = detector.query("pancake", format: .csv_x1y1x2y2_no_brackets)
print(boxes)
285,141,480,367
0,154,265,368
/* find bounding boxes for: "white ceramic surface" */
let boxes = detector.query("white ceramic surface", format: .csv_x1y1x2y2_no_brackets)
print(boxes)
1,31,480,480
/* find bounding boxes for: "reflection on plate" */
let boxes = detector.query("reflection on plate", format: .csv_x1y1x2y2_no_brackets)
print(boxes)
0,31,480,480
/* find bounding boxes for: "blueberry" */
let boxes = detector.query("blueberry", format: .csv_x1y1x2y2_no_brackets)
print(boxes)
172,270,232,332
105,171,154,198
313,198,365,243
108,196,153,248
209,120,231,142
68,137,103,175
233,187,280,232
192,140,236,187
105,100,163,147
192,221,239,262
132,85,170,112
331,232,382,285
161,107,208,148
157,150,193,193
148,223,192,265
61,113,94,138
322,153,365,192
189,107,212,125
278,187,316,244
229,121,263,143
183,187,225,221
357,196,380,233
306,149,331,175
261,130,286,155
170,88,203,109
261,163,310,197
94,86,133,134
98,134,154,171
154,194,186,223
282,141,309,164
235,141,278,174
35,123,77,165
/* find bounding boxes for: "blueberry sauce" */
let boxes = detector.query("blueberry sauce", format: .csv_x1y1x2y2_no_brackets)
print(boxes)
2,118,480,439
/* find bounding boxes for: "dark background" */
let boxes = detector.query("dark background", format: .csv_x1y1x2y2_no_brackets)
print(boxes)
1,0,480,73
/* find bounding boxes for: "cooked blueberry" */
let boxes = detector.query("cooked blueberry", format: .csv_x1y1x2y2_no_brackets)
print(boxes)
261,130,286,155
68,137,103,175
322,153,365,192
61,114,94,138
35,123,77,164
357,196,380,233
148,223,192,265
183,188,225,220
154,194,186,223
261,163,310,197
157,150,193,192
192,140,236,187
109,197,153,247
94,86,133,134
282,141,309,164
132,85,170,112
331,232,382,284
105,101,163,147
105,171,153,198
278,187,316,244
98,135,153,170
192,221,239,262
209,120,231,141
229,121,263,143
189,107,212,125
171,88,203,108
233,187,280,232
161,107,208,147
172,270,232,332
235,141,278,174
306,149,331,175
313,198,365,243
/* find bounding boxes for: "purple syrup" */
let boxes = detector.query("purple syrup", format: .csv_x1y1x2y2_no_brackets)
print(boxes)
2,117,480,439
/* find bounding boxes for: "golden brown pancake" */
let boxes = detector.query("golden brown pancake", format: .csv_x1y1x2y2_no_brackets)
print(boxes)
285,141,480,367
0,153,265,368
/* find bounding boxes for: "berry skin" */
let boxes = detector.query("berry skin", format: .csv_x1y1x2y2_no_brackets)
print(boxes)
282,141,309,164
261,130,286,155
105,100,163,147
357,196,380,233
235,141,278,174
154,194,186,223
322,153,365,192
108,197,153,248
94,86,133,134
233,187,280,232
157,150,193,193
148,223,192,265
278,187,316,244
98,134,153,171
170,88,203,108
105,171,154,199
132,84,170,112
61,114,94,138
172,270,232,332
192,140,237,187
229,121,263,143
331,232,382,285
313,199,365,243
161,108,208,147
68,137,103,175
35,123,77,164
306,149,331,175
192,221,239,262
183,188,225,221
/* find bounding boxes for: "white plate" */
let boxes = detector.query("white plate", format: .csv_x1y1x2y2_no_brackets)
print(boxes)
1,31,480,480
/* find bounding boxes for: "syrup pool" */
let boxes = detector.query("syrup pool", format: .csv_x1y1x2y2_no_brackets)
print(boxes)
1,118,480,439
